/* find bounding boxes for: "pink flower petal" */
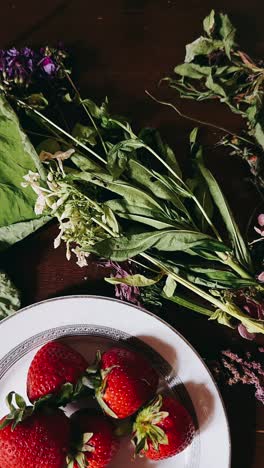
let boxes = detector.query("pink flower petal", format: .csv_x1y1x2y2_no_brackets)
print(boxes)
258,214,264,226
257,272,264,283
238,323,256,340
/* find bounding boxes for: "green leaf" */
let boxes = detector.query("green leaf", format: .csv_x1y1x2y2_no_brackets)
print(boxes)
162,275,177,297
82,97,108,119
194,146,252,270
107,139,145,179
205,73,226,97
218,13,236,59
92,229,228,261
106,200,177,229
254,123,264,150
72,123,97,146
73,172,164,212
209,309,235,328
127,159,188,214
0,95,45,229
0,216,51,253
71,153,105,173
102,205,119,234
105,273,163,287
0,271,20,319
174,63,211,79
203,10,215,36
185,37,223,63
25,93,48,110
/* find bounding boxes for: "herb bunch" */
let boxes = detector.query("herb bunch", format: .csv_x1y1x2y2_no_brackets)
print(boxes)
10,63,264,340
164,10,264,187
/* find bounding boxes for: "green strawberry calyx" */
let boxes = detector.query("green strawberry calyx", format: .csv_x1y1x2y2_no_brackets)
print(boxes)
132,395,169,455
0,392,34,430
66,432,95,468
83,351,119,419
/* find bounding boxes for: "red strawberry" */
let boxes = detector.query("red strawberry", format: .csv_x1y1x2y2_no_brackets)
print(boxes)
68,411,119,468
93,347,159,419
27,341,88,403
0,408,71,468
132,395,195,460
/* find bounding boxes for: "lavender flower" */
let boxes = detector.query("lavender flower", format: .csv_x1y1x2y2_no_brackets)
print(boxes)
102,260,141,306
0,45,68,89
209,348,264,404
4,47,34,85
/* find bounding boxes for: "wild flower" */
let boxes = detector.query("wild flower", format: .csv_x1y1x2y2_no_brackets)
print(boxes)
22,154,109,266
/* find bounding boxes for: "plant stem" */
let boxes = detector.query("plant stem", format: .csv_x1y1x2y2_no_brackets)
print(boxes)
223,256,253,280
64,72,108,155
17,99,106,165
141,253,225,309
145,90,259,148
162,293,213,316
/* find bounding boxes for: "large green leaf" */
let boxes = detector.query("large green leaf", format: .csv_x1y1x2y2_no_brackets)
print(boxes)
0,271,21,319
0,95,45,228
0,217,51,253
73,171,165,212
194,145,252,270
92,229,229,261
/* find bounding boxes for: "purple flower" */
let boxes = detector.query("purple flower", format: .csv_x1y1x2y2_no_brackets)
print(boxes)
222,350,264,404
235,292,264,340
209,349,264,404
38,54,57,76
101,260,141,306
5,47,35,84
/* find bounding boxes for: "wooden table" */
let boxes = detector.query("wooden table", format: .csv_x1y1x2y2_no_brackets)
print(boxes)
0,1,264,466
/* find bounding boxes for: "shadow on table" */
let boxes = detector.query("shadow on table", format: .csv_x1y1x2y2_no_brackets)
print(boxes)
222,385,256,468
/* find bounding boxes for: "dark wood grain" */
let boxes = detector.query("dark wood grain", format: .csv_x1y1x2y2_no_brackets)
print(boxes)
0,1,264,466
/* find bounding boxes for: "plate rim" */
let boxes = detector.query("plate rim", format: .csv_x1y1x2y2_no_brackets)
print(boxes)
0,294,231,467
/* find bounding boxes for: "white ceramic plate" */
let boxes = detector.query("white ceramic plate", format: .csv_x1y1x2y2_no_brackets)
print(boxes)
0,296,231,468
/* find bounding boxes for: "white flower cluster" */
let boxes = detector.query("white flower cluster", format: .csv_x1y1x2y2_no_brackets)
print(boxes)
22,150,107,267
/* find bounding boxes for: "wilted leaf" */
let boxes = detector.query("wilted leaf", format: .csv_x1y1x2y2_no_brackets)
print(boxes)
72,123,97,146
107,139,145,179
209,309,235,328
162,275,177,297
0,271,20,319
185,37,222,63
174,63,211,79
105,273,163,287
203,9,215,36
25,93,48,109
219,13,236,59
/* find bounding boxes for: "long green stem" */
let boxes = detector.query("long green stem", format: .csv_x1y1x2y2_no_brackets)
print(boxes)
145,90,259,148
141,252,226,309
162,293,213,317
17,99,106,165
64,72,108,155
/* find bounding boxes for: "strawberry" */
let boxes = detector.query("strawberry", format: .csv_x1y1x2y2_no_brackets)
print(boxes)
89,347,159,419
27,341,88,404
0,393,71,468
132,395,195,460
67,411,119,468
